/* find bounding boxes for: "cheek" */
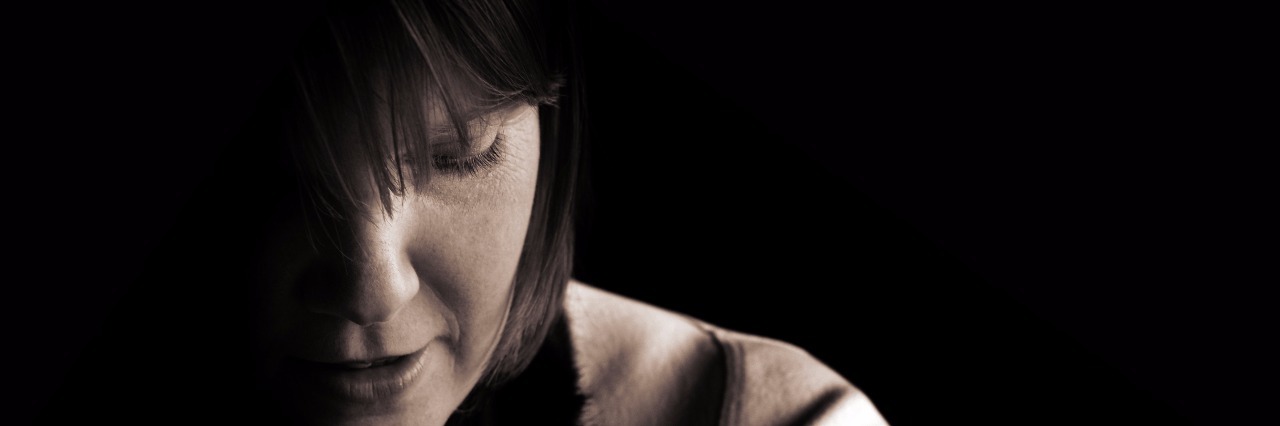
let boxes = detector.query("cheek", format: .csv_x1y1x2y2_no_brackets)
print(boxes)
249,201,320,341
402,203,528,334
403,116,540,366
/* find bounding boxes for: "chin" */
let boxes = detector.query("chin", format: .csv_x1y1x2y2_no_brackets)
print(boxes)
276,381,460,426
299,406,447,426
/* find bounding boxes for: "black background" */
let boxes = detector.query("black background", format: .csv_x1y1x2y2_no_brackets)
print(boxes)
9,1,1272,425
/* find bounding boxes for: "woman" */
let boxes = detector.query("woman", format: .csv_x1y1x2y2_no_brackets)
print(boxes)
42,0,886,424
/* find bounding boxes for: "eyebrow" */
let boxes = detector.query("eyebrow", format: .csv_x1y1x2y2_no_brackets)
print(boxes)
425,99,524,139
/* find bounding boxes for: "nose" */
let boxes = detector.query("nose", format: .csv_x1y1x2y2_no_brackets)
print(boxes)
300,212,419,326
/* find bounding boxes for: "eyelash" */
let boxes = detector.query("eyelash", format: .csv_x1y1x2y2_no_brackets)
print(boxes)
430,132,506,176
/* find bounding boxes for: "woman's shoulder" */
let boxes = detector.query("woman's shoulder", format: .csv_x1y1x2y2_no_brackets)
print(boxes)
562,280,888,425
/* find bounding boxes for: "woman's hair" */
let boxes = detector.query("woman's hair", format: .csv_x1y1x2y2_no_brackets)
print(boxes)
39,0,586,422
280,0,585,387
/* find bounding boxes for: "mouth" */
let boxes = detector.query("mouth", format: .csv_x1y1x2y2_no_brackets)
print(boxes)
282,345,430,403
325,355,407,370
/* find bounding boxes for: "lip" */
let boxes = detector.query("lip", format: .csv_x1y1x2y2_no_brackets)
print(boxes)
281,344,430,403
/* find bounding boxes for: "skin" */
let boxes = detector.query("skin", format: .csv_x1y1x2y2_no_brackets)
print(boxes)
249,103,541,425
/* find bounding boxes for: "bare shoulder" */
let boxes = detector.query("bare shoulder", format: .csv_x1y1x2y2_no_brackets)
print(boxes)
563,280,888,426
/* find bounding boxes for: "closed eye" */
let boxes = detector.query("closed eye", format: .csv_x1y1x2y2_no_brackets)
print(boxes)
431,132,506,176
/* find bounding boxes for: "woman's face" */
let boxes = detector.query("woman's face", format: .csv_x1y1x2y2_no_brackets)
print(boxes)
250,103,541,425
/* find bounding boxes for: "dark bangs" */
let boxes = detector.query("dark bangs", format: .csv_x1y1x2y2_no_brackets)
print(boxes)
285,0,564,218
280,0,584,390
